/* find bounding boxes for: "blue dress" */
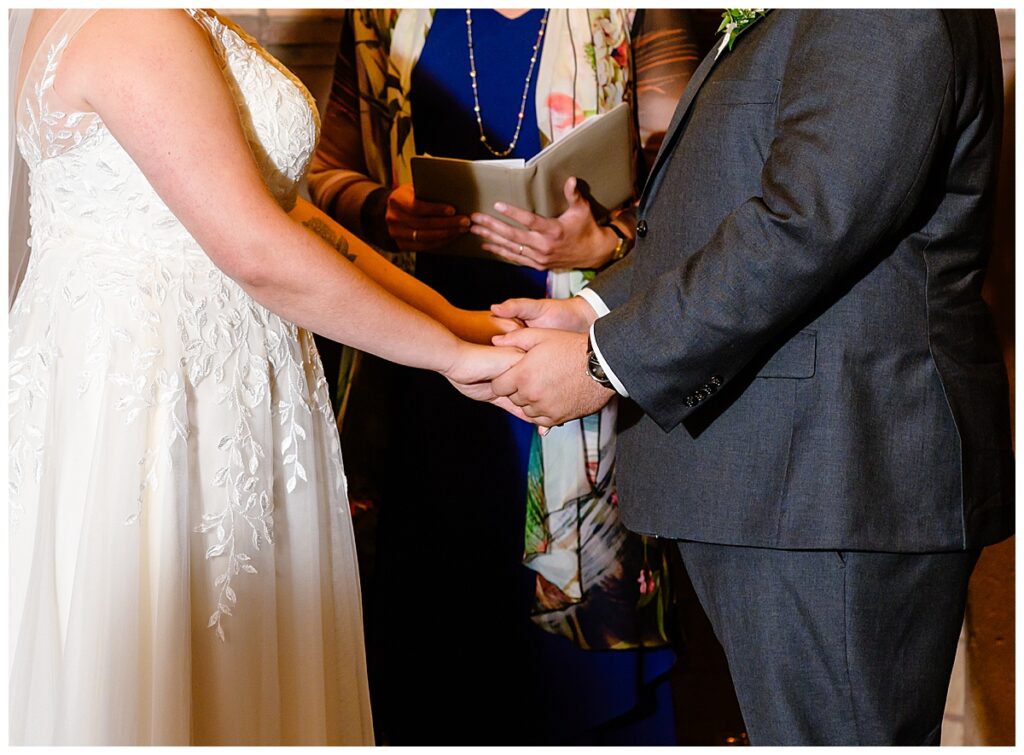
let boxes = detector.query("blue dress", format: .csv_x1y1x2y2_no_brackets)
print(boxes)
369,10,676,744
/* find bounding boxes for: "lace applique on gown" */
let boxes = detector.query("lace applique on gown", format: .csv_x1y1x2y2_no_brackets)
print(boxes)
9,9,373,745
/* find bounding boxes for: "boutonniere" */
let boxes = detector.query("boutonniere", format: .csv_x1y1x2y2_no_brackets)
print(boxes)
716,9,768,59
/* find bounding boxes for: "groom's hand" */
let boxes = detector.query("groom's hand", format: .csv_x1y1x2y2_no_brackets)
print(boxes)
491,328,615,426
443,342,536,422
491,295,597,333
448,380,536,423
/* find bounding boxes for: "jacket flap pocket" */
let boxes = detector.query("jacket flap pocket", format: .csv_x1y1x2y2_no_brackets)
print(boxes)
756,330,816,379
701,78,781,106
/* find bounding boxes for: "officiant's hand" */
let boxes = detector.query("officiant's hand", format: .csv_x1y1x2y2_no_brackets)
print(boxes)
490,328,615,427
491,295,597,333
387,182,470,252
469,177,622,270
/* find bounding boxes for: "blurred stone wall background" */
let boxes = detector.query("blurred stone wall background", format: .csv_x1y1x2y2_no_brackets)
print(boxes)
948,7,1015,747
218,8,1016,746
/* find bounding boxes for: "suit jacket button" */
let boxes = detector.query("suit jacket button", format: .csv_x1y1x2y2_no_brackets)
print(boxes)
636,219,648,238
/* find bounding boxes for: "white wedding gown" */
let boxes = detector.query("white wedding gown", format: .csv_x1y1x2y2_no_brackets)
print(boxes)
9,9,373,745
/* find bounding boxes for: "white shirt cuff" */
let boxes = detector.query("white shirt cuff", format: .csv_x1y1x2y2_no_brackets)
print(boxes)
587,324,630,399
575,287,610,318
576,290,628,397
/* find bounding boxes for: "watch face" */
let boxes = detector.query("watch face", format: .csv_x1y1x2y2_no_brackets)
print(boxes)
587,350,611,387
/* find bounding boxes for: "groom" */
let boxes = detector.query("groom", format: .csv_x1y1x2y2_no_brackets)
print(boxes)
483,9,1013,746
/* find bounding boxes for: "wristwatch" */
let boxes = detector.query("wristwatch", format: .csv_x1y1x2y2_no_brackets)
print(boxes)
604,221,632,262
586,334,614,389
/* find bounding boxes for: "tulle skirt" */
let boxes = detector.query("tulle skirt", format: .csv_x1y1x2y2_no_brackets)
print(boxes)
9,241,373,744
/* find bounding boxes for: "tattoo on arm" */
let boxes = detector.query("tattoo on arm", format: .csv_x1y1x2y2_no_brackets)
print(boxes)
302,217,358,263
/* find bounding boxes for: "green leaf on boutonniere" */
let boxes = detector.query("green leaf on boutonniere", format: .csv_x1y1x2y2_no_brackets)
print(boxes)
716,8,768,57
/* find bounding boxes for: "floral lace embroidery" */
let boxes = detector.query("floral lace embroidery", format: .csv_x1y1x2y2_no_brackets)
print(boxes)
8,328,56,526
16,32,104,169
10,10,335,642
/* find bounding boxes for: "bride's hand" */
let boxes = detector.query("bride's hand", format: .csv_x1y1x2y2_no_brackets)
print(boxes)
443,341,522,387
446,308,524,345
442,342,531,419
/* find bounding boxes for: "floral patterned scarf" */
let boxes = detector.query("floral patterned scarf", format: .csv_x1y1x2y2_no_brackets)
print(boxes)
343,8,670,650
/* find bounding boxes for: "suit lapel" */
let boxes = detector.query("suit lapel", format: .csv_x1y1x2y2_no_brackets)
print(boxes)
639,49,720,203
639,12,770,204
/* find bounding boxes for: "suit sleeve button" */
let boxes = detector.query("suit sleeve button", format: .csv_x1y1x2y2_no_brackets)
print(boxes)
636,219,648,238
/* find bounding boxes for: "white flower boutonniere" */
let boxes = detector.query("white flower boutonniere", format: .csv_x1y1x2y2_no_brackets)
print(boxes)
716,9,768,59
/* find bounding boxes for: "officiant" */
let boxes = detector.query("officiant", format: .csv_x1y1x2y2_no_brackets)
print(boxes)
308,8,714,744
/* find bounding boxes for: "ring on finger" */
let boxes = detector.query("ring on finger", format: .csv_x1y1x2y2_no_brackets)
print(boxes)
518,244,525,254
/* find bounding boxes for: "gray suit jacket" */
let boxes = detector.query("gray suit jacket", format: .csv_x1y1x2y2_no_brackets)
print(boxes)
589,10,1013,552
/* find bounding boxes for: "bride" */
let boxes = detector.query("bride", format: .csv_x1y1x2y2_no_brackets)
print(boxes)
9,9,522,745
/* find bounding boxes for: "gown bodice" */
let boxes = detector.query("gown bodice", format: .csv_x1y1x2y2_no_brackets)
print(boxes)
14,9,319,275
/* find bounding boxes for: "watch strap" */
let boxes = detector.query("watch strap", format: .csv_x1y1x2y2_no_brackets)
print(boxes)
604,220,631,261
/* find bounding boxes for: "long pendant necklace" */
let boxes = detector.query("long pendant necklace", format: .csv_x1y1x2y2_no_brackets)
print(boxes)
465,9,550,157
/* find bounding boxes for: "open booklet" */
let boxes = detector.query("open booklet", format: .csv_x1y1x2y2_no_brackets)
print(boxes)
410,102,635,258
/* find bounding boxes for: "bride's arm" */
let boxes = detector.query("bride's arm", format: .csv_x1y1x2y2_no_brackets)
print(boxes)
287,197,519,345
56,10,516,383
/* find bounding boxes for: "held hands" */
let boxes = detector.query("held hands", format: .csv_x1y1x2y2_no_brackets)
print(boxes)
470,177,619,270
442,340,532,420
490,328,616,428
387,183,470,252
449,294,611,428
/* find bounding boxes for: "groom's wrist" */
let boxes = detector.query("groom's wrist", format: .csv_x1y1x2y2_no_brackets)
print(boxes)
575,288,608,322
575,289,627,396
587,322,629,398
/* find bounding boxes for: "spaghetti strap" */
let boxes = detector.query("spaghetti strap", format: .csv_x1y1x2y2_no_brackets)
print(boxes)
15,10,102,167
15,10,99,111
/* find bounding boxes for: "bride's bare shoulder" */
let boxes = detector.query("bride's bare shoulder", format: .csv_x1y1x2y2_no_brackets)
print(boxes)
58,10,214,111
30,9,203,54
66,9,210,60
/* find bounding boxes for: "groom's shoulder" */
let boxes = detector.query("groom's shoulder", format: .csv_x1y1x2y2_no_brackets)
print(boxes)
787,9,949,43
935,9,1001,62
785,8,994,55
774,10,956,82
787,8,947,29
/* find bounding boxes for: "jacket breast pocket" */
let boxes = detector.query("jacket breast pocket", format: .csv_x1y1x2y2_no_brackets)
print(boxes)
687,78,780,182
756,330,816,379
700,78,781,107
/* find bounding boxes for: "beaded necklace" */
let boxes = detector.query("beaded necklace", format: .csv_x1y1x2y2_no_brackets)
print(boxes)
464,9,550,157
